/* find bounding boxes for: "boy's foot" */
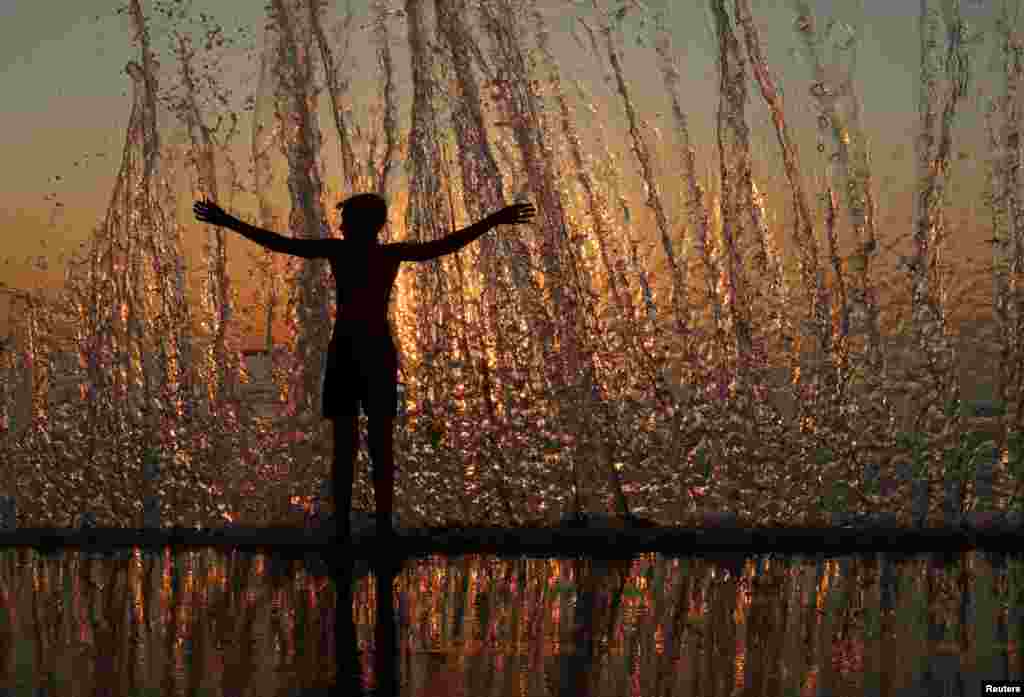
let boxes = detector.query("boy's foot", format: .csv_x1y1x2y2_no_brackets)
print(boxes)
373,512,399,540
329,525,350,545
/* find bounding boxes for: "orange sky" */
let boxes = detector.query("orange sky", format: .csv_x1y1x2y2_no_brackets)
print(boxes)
0,0,1006,349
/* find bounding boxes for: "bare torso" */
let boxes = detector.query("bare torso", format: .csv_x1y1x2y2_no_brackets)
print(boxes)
328,243,401,341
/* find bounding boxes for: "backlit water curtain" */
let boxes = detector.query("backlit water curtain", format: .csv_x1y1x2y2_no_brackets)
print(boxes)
0,0,1020,529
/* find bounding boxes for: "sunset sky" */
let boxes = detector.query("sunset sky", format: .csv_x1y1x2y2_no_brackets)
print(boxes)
0,0,1004,347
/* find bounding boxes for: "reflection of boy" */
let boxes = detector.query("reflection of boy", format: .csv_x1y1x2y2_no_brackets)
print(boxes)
194,194,536,540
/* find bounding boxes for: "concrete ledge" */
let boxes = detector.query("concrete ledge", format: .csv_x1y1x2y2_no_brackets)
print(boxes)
1,523,1021,558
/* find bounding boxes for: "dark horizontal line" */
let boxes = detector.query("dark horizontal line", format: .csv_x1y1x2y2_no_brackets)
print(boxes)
2,525,1021,558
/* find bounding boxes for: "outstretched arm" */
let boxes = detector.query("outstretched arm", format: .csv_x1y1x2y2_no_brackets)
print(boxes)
387,202,536,262
193,199,336,259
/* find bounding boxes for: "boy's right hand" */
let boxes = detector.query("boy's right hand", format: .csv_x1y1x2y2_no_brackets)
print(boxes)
193,199,233,227
489,202,536,227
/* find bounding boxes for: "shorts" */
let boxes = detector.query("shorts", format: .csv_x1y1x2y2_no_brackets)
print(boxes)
322,332,399,419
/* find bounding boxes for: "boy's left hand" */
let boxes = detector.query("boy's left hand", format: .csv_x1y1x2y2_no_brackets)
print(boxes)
490,202,536,227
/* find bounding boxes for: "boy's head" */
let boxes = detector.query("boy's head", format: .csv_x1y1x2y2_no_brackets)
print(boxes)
337,193,387,244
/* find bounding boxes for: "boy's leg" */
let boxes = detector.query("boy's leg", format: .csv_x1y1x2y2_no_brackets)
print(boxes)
360,334,399,535
332,413,359,540
366,413,396,532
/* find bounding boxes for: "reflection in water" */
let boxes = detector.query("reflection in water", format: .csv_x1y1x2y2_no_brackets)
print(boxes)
0,548,1021,695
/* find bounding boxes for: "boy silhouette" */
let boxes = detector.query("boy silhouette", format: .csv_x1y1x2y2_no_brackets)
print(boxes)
194,193,536,541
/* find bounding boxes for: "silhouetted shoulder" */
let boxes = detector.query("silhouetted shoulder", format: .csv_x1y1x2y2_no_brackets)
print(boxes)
382,239,459,262
382,241,421,262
